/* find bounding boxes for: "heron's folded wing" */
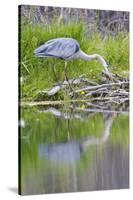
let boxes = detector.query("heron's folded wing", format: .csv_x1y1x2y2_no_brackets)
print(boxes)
34,38,79,59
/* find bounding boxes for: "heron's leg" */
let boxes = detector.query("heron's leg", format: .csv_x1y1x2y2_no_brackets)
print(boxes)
64,61,74,92
51,63,58,82
64,61,68,82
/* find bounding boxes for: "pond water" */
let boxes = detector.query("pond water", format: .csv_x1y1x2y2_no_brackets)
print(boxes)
19,106,129,195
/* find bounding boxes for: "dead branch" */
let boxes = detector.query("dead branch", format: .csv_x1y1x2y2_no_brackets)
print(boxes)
74,81,129,93
33,69,129,113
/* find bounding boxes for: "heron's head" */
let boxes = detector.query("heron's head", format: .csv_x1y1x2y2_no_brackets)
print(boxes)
103,61,109,69
104,60,110,67
94,54,109,71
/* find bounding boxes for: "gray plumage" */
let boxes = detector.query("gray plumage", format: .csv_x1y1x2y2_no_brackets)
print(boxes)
34,38,80,60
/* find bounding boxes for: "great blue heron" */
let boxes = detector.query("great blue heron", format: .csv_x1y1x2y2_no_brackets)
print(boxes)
34,37,109,83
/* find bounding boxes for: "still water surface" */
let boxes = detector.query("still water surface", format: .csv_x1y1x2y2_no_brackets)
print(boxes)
20,106,129,195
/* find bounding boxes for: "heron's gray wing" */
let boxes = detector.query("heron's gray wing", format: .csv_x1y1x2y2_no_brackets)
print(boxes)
34,38,80,59
54,38,80,59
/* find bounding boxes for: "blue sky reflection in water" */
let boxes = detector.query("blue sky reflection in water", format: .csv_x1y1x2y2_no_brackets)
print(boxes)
19,107,129,195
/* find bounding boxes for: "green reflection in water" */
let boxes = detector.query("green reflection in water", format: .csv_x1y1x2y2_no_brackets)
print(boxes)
19,107,129,195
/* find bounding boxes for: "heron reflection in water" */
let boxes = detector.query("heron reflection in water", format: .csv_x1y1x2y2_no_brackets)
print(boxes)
39,113,116,165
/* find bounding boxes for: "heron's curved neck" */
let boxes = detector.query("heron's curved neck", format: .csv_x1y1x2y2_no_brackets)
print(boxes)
79,50,108,71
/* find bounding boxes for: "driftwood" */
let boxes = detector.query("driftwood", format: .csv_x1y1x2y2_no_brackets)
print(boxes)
22,68,129,113
74,81,128,93
47,77,99,96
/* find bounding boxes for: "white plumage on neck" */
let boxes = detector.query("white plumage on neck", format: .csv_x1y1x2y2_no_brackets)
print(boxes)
74,50,108,72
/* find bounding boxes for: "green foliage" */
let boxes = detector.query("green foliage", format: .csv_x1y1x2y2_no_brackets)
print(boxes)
111,114,129,146
20,22,129,100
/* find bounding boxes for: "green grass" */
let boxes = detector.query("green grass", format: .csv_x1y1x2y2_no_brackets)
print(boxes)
20,21,129,100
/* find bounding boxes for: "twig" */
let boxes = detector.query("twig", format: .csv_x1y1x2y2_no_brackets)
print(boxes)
85,102,108,109
102,70,121,82
85,87,108,96
87,96,126,102
74,81,129,93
